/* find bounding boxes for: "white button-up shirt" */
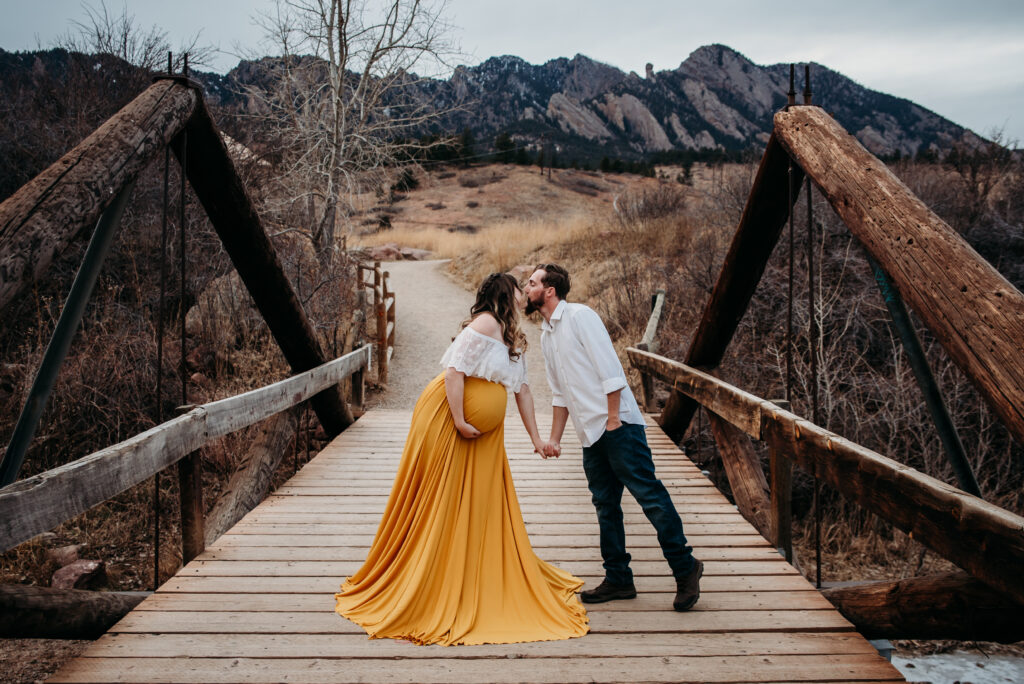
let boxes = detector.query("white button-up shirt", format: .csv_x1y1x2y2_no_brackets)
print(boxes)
540,300,644,447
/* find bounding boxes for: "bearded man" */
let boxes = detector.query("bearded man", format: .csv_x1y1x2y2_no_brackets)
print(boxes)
524,263,703,611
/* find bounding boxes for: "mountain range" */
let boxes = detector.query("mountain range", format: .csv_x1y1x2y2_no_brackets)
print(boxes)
0,43,974,167
195,44,973,163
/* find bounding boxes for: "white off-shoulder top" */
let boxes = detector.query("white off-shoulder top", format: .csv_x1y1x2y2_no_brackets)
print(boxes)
439,327,528,392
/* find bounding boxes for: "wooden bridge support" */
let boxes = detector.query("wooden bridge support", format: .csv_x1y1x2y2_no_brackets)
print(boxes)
708,412,771,540
0,80,200,314
822,572,1024,643
0,584,149,639
630,348,1024,606
659,134,804,440
774,105,1024,446
0,77,355,444
174,102,354,436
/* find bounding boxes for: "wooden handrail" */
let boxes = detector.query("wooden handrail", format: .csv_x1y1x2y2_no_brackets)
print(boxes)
627,346,1024,606
0,345,371,553
357,260,396,384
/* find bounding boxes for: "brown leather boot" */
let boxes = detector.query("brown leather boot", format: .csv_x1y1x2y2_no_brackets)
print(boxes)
673,559,703,611
580,579,637,603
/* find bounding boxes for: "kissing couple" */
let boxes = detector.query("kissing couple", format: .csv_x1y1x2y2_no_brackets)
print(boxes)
335,263,702,646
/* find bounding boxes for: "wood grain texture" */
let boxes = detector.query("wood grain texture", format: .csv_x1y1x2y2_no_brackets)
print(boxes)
47,409,901,683
0,81,198,313
659,133,805,440
708,412,771,539
0,585,148,639
822,571,1024,642
775,105,1024,444
0,347,370,552
628,347,1024,605
204,408,300,545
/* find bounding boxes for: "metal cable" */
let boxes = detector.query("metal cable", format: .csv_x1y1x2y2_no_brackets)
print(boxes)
153,52,172,590
786,158,795,402
806,175,822,589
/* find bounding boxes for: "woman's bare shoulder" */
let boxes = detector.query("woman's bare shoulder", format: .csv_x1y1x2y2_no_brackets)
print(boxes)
468,312,503,340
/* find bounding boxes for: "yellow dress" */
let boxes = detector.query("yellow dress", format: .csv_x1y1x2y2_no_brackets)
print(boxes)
335,365,589,646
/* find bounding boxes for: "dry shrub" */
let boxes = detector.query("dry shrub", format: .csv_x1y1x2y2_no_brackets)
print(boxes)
615,183,687,224
457,170,505,188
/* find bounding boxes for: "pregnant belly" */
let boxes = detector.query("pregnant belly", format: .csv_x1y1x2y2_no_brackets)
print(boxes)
462,377,508,434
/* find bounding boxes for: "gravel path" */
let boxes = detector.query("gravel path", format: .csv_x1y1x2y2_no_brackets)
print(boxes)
370,260,552,416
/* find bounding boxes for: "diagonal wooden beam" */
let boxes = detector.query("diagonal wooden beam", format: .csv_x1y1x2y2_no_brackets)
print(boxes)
0,80,199,314
659,132,804,441
707,412,771,540
775,105,1024,445
172,101,354,435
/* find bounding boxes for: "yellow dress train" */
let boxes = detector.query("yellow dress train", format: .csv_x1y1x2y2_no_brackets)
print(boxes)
335,373,589,646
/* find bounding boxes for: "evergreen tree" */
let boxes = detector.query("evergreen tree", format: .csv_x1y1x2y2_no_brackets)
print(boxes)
494,132,514,163
458,127,475,166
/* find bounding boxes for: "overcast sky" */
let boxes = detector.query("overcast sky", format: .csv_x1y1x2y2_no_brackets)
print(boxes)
2,0,1022,143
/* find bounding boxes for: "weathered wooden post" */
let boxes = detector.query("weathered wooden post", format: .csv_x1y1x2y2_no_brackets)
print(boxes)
385,270,395,375
177,451,205,565
636,289,666,412
768,399,793,563
175,404,204,565
374,262,386,383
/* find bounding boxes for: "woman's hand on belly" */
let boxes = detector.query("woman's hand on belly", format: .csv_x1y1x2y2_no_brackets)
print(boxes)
455,420,482,439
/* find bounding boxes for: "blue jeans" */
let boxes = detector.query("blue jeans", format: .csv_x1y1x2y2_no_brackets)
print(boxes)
582,422,695,585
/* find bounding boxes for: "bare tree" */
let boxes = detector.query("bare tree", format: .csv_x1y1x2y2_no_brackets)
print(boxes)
58,1,214,72
248,0,463,259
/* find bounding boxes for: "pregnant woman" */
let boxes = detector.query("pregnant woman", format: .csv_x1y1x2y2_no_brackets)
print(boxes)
335,272,589,646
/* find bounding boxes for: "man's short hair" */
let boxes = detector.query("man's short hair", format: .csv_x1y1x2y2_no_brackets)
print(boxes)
536,263,570,299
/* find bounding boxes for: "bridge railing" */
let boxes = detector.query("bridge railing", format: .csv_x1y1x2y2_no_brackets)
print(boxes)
357,261,395,384
628,346,1024,609
0,345,371,555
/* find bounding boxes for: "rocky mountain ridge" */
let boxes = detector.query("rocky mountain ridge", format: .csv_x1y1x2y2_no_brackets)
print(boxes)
422,45,970,160
1,43,975,165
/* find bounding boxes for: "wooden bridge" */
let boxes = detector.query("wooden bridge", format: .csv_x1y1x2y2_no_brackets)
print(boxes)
45,408,901,683
2,64,1024,683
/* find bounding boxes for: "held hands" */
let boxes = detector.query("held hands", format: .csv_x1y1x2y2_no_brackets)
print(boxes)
455,420,482,439
535,440,561,459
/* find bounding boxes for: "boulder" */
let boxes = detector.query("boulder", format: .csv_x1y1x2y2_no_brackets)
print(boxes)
367,243,403,261
45,544,85,568
51,560,107,590
399,247,432,261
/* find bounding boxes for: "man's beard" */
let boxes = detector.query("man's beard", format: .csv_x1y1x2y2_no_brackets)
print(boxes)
524,295,542,315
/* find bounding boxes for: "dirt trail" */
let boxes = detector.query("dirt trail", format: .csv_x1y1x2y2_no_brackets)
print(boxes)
371,260,552,415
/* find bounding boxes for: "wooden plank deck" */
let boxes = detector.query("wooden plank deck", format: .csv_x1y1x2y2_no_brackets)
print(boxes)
50,409,903,683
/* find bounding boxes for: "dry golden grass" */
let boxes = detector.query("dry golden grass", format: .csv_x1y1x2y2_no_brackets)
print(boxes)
358,212,599,275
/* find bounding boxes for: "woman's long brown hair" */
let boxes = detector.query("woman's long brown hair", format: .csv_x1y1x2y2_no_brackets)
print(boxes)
463,272,527,360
